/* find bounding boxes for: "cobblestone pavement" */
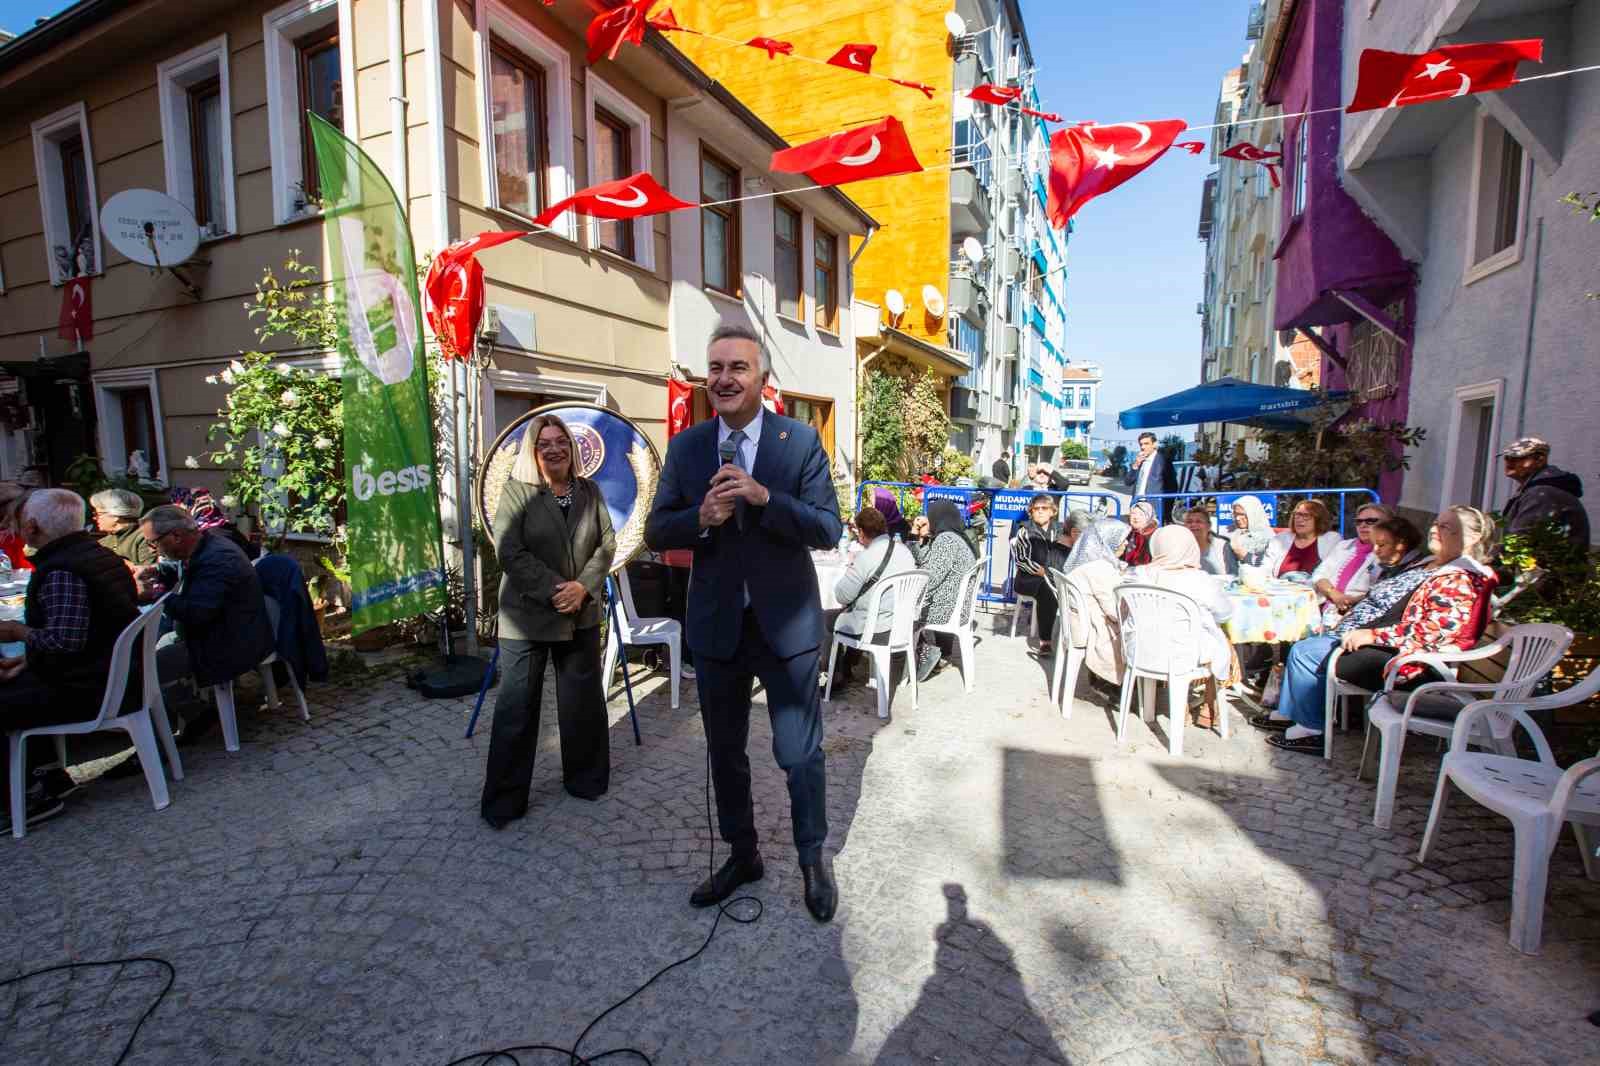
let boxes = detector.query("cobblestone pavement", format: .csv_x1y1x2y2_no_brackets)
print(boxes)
4,612,1598,1066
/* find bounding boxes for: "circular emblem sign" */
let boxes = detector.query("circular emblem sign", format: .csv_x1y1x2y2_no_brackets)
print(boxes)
477,402,662,573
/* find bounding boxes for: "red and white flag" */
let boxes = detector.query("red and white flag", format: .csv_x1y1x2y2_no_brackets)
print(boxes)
646,7,695,34
968,83,1022,106
1219,141,1280,162
424,232,525,362
1022,107,1063,124
770,116,923,187
1045,119,1188,228
891,78,935,99
584,0,657,65
827,43,877,74
533,172,692,228
761,383,785,416
57,277,93,342
1347,39,1543,113
747,36,793,59
667,373,694,438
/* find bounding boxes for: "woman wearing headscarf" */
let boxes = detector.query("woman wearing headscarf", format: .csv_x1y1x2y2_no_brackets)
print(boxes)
1310,502,1392,627
872,487,912,542
90,488,157,566
915,499,979,679
1127,527,1235,718
482,413,616,827
1258,509,1498,754
1062,519,1133,685
1011,494,1069,655
1227,495,1274,567
1120,501,1157,566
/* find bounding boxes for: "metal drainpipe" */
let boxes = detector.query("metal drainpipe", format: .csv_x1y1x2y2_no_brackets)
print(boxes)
387,0,408,203
1514,217,1544,442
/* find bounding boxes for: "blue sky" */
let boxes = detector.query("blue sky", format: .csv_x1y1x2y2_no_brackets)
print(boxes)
5,0,1247,445
1022,0,1249,445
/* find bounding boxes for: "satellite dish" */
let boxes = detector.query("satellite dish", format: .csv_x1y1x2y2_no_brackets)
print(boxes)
922,284,946,318
100,188,200,268
944,12,967,36
962,237,985,265
885,288,907,318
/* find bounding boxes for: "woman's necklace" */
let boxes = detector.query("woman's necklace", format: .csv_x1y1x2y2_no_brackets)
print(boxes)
551,482,574,509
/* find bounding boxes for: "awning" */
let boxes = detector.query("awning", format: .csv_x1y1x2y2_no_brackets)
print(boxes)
1118,377,1349,432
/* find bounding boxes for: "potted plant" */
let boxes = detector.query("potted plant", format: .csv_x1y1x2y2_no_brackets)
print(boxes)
1498,519,1600,707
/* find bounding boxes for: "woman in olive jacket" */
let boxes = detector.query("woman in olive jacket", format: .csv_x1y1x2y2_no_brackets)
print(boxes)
481,413,616,828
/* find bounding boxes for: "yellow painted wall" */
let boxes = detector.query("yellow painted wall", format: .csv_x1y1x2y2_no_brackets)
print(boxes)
669,0,956,346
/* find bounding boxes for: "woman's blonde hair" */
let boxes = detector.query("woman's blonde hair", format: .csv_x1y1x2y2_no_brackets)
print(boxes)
510,413,582,487
1449,504,1500,563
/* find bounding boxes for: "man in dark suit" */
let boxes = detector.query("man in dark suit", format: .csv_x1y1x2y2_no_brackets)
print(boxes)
1125,431,1177,522
645,323,844,922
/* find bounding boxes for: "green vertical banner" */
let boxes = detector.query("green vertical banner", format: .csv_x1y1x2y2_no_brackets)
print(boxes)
309,112,446,633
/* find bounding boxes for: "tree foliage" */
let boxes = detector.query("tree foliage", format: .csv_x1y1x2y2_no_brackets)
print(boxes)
1192,417,1425,494
1059,440,1089,461
859,370,907,483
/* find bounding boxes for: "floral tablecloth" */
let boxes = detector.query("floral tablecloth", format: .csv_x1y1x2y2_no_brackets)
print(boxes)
1223,580,1323,644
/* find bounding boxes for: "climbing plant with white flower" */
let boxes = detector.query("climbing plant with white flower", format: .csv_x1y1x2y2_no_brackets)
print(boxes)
205,253,345,540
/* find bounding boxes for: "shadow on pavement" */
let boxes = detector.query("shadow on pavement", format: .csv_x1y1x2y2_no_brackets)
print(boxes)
1001,749,1122,884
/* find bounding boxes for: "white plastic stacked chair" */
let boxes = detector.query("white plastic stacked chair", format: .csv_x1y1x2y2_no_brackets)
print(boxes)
8,595,181,839
601,568,681,710
1417,662,1600,954
1114,583,1221,757
824,569,929,720
921,554,987,693
212,590,312,753
1359,623,1572,829
1048,568,1093,716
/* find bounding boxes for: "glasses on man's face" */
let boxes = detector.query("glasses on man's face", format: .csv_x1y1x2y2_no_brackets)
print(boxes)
143,530,174,551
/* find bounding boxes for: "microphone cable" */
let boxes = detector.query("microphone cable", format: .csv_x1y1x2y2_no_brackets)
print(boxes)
443,748,764,1066
0,956,175,1066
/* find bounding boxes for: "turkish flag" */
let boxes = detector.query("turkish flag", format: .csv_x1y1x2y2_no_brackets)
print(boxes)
747,37,793,59
667,375,693,438
585,0,657,65
533,171,692,228
770,116,923,187
1045,119,1188,228
647,7,695,34
424,232,524,362
827,43,877,74
1220,141,1281,162
762,383,785,416
969,84,1022,106
891,78,935,99
58,277,92,341
1021,107,1063,124
1347,39,1543,113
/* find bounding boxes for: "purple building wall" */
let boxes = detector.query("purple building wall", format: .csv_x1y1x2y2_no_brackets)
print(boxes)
1263,0,1416,505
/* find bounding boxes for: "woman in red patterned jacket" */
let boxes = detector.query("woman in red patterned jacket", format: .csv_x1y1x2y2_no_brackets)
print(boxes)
1329,505,1499,692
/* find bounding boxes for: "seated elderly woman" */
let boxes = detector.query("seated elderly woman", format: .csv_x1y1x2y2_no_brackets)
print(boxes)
914,500,978,680
1253,508,1499,754
1226,495,1274,568
1182,506,1237,577
1120,501,1157,566
90,489,157,567
1309,502,1392,628
1061,518,1133,686
1126,526,1235,726
828,505,916,693
1261,499,1342,578
1011,493,1072,655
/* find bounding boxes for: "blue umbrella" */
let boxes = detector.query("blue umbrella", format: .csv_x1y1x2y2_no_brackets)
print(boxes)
1118,377,1349,431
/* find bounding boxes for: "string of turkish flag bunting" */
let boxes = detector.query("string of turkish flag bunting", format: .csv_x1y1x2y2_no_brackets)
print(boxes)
424,13,1556,360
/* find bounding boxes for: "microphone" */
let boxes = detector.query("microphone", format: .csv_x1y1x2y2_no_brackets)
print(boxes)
718,439,738,467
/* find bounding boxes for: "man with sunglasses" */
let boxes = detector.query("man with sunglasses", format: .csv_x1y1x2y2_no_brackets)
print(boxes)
138,505,275,735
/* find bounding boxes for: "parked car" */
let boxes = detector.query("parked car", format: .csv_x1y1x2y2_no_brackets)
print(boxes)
1062,459,1096,486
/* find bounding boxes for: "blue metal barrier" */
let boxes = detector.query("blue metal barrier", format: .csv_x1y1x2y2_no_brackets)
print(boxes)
855,481,1124,606
1130,487,1382,538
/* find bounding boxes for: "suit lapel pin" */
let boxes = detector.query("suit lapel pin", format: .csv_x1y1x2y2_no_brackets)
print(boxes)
779,431,788,440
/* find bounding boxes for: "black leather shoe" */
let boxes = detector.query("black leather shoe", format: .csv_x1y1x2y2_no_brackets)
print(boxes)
690,853,764,908
800,857,837,923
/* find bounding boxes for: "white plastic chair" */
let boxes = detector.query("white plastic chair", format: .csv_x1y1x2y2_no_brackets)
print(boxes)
824,569,929,720
922,554,987,693
1049,568,1092,716
601,568,680,710
212,595,312,753
1009,590,1039,639
1114,583,1223,757
1359,624,1573,829
1417,663,1600,954
9,594,181,839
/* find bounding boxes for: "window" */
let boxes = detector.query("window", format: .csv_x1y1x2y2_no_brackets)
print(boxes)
1078,386,1091,409
1443,382,1503,511
774,202,803,319
813,223,838,331
490,41,550,219
700,147,740,296
784,395,834,459
592,107,633,258
93,369,168,480
159,37,235,238
1291,119,1308,217
1466,115,1530,282
265,0,349,223
31,103,101,283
